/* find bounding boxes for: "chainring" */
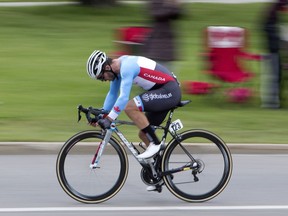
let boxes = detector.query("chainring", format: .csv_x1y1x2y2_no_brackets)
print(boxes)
140,168,162,186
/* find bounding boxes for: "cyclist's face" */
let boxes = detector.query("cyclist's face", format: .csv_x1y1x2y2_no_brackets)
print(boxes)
97,71,114,82
98,65,115,81
97,72,105,81
104,72,115,81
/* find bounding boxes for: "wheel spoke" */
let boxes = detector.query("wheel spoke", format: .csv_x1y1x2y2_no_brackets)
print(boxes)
56,131,128,204
162,129,233,202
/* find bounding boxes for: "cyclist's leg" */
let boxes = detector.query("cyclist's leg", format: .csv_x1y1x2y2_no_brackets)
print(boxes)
138,131,150,147
125,100,160,146
125,97,168,148
126,81,181,158
138,111,169,146
125,100,149,129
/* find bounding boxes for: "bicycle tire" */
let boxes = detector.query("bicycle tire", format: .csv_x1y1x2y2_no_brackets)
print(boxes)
161,129,232,202
56,130,128,204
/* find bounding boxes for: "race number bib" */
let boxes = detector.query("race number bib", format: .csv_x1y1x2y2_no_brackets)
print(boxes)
169,119,183,133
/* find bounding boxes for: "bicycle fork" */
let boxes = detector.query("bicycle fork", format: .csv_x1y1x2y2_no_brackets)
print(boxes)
89,128,113,169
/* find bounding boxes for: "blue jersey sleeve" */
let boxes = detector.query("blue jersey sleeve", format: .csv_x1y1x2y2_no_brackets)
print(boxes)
106,56,140,120
102,79,121,112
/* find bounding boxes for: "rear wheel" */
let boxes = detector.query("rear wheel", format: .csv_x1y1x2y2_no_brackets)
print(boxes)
161,129,232,202
56,130,128,204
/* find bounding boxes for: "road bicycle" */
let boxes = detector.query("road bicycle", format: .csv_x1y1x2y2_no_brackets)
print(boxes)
56,100,233,204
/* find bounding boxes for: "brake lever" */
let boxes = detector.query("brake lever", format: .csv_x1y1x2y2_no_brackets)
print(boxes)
77,104,99,123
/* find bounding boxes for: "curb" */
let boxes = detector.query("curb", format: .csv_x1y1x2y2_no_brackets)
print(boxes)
0,142,288,155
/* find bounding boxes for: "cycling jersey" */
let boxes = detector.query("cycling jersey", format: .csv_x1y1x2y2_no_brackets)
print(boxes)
103,55,178,120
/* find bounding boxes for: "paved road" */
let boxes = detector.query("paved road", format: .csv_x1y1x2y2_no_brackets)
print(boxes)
0,153,287,216
1,142,288,154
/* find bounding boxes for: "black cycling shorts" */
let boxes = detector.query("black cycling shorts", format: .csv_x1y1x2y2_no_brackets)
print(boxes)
133,81,181,126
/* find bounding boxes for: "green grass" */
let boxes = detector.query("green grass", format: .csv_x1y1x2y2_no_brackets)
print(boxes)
0,0,73,2
1,3,288,143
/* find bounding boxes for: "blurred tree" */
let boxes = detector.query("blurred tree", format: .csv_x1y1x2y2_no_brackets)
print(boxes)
80,0,116,6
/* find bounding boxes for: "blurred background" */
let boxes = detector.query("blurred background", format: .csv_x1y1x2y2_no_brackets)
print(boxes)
0,0,287,144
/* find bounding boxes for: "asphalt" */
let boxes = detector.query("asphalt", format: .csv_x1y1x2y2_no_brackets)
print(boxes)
1,142,288,155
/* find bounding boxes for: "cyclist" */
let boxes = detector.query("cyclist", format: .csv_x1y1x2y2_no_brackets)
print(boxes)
86,50,181,160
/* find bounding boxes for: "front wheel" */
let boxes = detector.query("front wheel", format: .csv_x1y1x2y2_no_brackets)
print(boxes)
161,129,232,202
56,130,128,204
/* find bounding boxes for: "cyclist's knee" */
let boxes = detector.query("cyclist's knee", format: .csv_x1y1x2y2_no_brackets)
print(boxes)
124,100,139,113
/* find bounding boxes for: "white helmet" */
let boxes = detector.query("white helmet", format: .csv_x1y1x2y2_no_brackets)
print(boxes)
86,50,107,79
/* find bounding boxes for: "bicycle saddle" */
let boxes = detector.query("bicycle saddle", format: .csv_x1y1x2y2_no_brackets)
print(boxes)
177,100,191,107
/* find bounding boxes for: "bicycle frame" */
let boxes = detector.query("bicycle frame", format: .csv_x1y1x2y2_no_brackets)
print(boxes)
57,100,232,203
90,107,180,170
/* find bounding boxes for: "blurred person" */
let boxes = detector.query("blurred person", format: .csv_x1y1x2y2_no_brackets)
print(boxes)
86,50,181,178
261,0,288,108
141,0,182,74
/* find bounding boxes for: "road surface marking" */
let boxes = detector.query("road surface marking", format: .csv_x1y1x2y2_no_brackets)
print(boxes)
0,205,288,212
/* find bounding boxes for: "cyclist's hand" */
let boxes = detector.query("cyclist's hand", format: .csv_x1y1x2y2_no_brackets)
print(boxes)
88,114,107,127
89,117,99,127
97,118,112,129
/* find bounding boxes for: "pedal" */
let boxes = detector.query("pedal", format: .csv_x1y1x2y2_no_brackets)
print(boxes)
156,185,162,193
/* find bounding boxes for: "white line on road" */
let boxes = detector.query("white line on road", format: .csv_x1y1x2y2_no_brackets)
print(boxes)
1,205,288,212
